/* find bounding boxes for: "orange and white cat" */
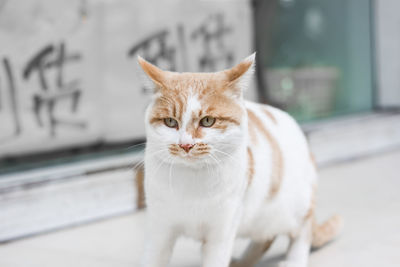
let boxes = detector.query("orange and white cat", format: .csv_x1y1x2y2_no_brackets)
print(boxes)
138,53,342,267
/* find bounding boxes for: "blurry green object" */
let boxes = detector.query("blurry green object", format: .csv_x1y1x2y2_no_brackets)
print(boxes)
265,67,339,121
257,0,374,122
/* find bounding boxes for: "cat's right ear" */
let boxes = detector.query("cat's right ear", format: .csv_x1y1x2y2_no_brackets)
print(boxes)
137,56,166,89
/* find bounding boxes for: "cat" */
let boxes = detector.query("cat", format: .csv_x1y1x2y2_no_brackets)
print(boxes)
138,53,342,267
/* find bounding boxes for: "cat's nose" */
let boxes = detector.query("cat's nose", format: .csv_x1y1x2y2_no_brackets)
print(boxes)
179,143,194,153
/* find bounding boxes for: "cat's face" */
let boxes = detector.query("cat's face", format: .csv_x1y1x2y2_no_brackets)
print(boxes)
139,54,254,167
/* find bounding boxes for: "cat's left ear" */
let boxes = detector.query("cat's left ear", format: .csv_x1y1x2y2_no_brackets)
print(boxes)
224,52,256,96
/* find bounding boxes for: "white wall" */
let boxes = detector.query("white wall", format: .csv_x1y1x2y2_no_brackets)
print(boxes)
0,0,254,157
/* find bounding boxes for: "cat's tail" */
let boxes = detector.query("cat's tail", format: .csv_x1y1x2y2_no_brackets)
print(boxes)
311,214,343,249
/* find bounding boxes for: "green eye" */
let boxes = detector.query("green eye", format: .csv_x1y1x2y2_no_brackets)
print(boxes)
164,118,178,128
200,116,216,127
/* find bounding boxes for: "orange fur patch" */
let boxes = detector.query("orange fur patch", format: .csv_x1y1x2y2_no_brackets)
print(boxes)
262,238,275,253
139,56,249,132
169,144,181,155
311,214,343,249
247,147,255,186
225,60,252,82
248,120,258,144
187,115,204,139
247,109,284,199
310,151,317,169
148,72,244,131
262,107,277,124
304,184,316,221
169,143,211,156
138,56,166,89
135,165,146,210
191,143,211,156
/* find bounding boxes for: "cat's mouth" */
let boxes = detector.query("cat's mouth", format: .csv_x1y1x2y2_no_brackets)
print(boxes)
168,143,210,159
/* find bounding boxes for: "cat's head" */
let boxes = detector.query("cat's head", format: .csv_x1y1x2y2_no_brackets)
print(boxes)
139,54,255,167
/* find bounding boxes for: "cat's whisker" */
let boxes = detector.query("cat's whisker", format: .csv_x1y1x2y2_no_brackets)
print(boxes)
127,155,146,170
206,161,218,198
204,159,217,194
130,160,144,171
212,148,241,165
205,160,211,177
208,153,222,170
122,142,147,152
130,148,169,170
208,159,220,189
207,154,224,189
130,157,146,170
122,140,161,152
152,154,171,177
168,158,175,193
145,148,169,155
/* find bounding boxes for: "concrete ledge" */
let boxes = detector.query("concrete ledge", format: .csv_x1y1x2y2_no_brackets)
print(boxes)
0,153,142,243
304,112,400,165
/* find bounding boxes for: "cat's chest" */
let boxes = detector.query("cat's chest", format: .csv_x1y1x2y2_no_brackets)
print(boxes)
148,195,235,240
146,159,246,199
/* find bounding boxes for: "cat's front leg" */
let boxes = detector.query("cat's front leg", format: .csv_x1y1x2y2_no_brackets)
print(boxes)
201,209,241,267
141,223,177,267
202,234,237,267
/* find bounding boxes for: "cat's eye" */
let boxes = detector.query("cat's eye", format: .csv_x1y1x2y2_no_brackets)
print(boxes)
164,118,178,128
200,116,216,127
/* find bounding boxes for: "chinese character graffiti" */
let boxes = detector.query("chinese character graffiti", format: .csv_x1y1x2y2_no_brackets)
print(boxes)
127,13,235,92
191,13,234,72
23,42,86,137
128,30,177,93
0,57,22,137
128,30,177,72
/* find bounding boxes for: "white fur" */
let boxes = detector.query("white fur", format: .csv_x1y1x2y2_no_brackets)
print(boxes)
141,58,316,267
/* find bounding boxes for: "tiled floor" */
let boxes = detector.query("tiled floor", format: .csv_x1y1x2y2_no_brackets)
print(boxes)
1,149,400,267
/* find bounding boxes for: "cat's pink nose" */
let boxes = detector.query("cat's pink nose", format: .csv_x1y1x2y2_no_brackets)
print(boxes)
179,143,194,153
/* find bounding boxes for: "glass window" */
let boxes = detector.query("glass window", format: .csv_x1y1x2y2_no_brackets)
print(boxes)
255,0,374,121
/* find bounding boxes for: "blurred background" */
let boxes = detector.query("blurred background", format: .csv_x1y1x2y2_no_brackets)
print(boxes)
0,0,399,266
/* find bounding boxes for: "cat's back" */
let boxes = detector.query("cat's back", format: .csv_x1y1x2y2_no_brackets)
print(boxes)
244,100,309,155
